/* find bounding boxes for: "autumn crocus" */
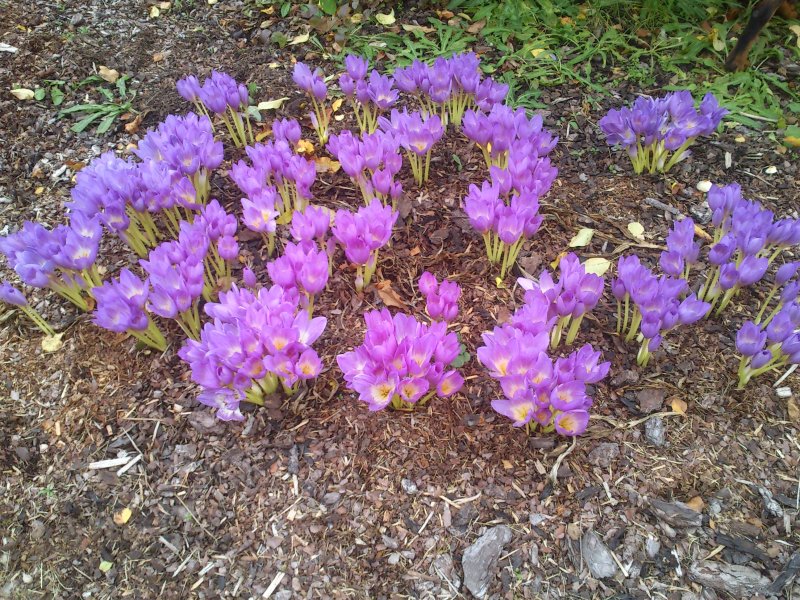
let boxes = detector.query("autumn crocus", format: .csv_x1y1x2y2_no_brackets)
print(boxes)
177,71,254,147
736,311,800,389
337,308,463,411
0,281,56,337
599,90,727,174
379,109,443,186
332,199,398,292
179,284,327,420
293,62,329,143
418,271,461,322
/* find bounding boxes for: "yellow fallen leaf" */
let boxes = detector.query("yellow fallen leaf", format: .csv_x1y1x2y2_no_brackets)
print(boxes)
670,398,687,415
113,507,132,526
375,280,406,309
686,496,704,512
790,25,800,48
402,23,434,33
296,139,315,154
502,460,513,469
149,5,160,17
314,156,340,174
41,333,64,353
99,561,113,573
331,98,344,112
568,228,594,248
158,1,171,8
375,10,396,25
712,37,725,52
98,66,120,83
257,97,289,111
786,136,800,148
627,221,644,239
34,186,44,195
583,257,611,277
289,32,310,45
10,88,35,100
550,251,568,270
530,48,546,58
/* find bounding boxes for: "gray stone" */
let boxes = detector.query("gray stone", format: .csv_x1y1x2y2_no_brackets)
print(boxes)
70,13,84,26
272,592,292,600
529,543,539,567
645,416,666,446
321,492,341,505
582,530,618,579
529,513,548,527
462,525,512,598
587,443,619,467
431,553,460,593
688,561,769,597
387,552,401,565
401,478,418,494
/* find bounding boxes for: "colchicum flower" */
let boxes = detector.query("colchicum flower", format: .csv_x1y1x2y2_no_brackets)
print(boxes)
418,271,461,322
378,108,443,186
337,308,463,411
177,71,254,147
327,129,403,206
179,284,327,420
0,281,56,336
331,199,398,292
599,91,728,174
477,288,609,437
293,62,330,144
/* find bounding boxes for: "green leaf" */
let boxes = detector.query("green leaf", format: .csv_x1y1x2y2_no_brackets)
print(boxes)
450,343,471,368
319,0,336,16
280,2,290,17
50,87,64,106
99,560,113,573
59,103,105,114
71,111,103,133
99,88,114,102
34,88,46,101
96,113,117,134
116,75,130,98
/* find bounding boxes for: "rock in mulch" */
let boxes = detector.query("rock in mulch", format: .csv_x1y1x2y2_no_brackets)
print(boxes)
430,554,461,595
461,525,512,598
637,388,666,413
587,443,619,467
648,498,703,527
688,561,770,597
645,416,666,446
581,530,618,579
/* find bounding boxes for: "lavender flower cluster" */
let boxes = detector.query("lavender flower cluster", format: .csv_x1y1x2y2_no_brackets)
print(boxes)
327,129,403,205
599,91,728,174
336,308,464,411
177,71,254,147
478,278,610,437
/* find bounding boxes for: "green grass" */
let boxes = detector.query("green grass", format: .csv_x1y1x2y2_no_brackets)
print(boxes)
320,0,799,127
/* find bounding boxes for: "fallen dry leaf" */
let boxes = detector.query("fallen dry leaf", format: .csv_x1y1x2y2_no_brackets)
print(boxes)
41,333,64,353
257,97,289,111
314,156,340,174
375,10,396,26
401,23,435,34
10,88,35,100
98,65,120,83
627,221,645,239
685,496,705,512
289,32,310,45
113,507,132,526
331,98,344,112
788,397,800,424
375,280,407,309
466,19,485,34
124,114,143,134
296,139,315,154
569,227,594,248
583,257,611,277
671,398,688,415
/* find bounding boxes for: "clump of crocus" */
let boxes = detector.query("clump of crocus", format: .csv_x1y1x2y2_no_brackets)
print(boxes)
230,132,316,225
736,308,800,389
179,284,326,420
659,218,701,281
599,91,728,174
177,71,254,147
477,296,610,437
0,281,56,336
462,104,558,169
267,240,329,314
518,253,604,347
241,187,279,255
698,183,797,316
418,271,461,322
0,218,102,311
339,56,399,133
327,129,403,206
293,62,330,144
612,255,710,366
332,199,398,292
379,108,443,186
337,308,464,411
135,112,223,205
463,166,549,279
92,269,167,351
393,53,508,126
197,199,240,295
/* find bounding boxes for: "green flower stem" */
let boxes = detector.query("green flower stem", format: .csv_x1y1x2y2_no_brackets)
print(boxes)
616,299,622,334
715,287,737,315
662,139,694,173
565,314,584,345
20,306,56,336
625,308,641,343
550,316,568,348
636,340,651,367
